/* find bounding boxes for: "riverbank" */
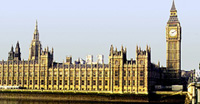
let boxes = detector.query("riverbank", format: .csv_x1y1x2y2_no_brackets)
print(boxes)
0,89,187,103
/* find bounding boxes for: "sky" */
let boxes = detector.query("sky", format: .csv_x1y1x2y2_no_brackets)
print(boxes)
0,0,200,71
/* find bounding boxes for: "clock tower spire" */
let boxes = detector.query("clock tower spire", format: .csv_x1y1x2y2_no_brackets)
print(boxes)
165,0,181,85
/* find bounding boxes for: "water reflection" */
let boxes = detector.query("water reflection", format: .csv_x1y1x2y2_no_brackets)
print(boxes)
0,99,139,104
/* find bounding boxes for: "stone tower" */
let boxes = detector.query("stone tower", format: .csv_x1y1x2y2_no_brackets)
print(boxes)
8,46,14,61
166,0,181,84
136,45,151,92
14,41,21,61
109,45,127,93
29,20,42,62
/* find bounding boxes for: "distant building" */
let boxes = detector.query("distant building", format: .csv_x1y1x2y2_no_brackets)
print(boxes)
195,64,200,79
86,55,93,64
97,55,104,64
74,58,85,64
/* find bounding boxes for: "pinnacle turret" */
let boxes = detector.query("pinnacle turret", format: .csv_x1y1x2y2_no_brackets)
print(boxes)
171,0,176,11
14,41,21,61
168,0,179,23
15,41,20,52
11,45,14,52
29,20,42,61
33,20,39,40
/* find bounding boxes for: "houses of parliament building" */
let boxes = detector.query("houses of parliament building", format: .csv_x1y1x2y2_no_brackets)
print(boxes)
0,1,181,94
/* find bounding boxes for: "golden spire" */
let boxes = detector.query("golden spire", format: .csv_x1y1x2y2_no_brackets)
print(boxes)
33,20,39,40
171,0,176,11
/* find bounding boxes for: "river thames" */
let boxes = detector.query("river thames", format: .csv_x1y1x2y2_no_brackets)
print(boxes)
0,99,147,104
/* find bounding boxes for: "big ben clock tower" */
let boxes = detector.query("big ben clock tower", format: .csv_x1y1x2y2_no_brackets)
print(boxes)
166,0,181,85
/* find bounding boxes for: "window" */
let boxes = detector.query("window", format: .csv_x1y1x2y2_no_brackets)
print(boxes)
87,80,90,85
19,80,21,85
70,80,73,85
65,80,67,85
70,71,73,77
35,80,37,85
99,80,102,85
140,80,144,86
14,80,16,84
59,72,62,77
132,71,135,77
54,80,56,85
115,80,119,86
93,71,96,77
170,42,173,49
105,80,108,86
174,53,176,59
54,72,57,76
140,71,144,77
41,80,45,85
35,72,38,77
59,80,62,85
174,43,176,49
3,80,6,84
123,80,126,85
99,71,102,77
128,80,130,86
81,80,84,85
115,70,118,77
24,80,27,85
76,71,79,77
133,80,135,86
105,71,108,77
81,71,84,77
123,71,126,76
49,80,51,85
75,80,78,85
93,80,96,85
29,80,32,85
128,71,130,77
87,71,90,77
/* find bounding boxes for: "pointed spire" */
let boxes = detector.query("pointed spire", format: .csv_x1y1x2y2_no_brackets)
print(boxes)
33,20,39,40
11,45,14,52
171,0,176,11
110,45,113,52
16,41,19,48
15,41,20,53
121,45,123,51
51,47,54,53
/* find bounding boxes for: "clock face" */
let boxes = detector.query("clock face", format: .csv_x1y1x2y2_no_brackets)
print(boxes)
169,29,177,37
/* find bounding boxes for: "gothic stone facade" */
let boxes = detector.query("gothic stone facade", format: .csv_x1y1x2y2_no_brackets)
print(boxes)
0,21,160,94
0,43,160,94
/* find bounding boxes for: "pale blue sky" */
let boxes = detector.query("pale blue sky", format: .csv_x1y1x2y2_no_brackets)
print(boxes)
0,0,200,70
